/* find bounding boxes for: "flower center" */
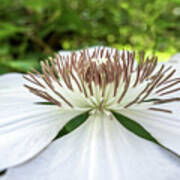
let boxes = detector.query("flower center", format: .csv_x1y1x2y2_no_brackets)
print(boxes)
24,47,180,114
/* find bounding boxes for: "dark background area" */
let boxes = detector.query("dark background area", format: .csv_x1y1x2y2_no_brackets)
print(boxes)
0,0,179,74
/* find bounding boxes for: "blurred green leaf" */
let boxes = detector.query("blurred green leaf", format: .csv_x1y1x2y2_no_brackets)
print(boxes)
0,59,39,72
0,0,179,74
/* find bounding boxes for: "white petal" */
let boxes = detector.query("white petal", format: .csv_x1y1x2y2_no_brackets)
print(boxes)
168,53,180,64
3,114,180,180
0,73,24,87
0,73,41,104
0,74,84,169
120,107,180,155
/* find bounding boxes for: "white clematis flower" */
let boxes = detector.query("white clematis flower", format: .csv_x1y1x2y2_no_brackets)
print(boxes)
0,46,180,180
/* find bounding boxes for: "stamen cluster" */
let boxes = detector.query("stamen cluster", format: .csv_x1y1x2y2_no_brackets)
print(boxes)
24,47,180,113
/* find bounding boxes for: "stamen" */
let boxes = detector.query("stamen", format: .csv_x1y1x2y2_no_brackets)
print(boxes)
156,80,180,93
154,98,180,104
118,76,130,103
23,47,180,114
160,88,180,96
149,107,172,114
156,69,176,87
24,84,62,107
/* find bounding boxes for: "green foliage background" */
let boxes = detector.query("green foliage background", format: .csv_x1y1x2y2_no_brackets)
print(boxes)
0,0,179,74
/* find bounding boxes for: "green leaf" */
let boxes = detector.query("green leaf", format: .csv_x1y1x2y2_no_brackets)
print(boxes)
54,111,89,140
112,111,180,157
112,111,158,143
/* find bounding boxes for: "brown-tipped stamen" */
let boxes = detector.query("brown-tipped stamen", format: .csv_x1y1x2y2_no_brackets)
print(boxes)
23,47,180,114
